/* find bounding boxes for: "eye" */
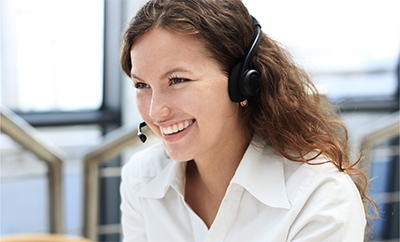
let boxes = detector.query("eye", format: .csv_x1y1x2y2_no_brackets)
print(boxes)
134,82,150,89
168,76,190,86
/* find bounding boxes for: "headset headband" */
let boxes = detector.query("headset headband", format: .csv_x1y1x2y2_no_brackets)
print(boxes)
241,16,262,74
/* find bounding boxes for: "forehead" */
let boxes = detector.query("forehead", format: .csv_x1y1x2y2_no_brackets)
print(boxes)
129,28,215,77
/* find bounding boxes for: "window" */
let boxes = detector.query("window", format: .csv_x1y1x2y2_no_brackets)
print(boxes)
1,0,104,112
243,0,399,102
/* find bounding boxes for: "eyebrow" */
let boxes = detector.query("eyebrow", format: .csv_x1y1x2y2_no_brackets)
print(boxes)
131,67,193,81
161,67,193,79
130,73,143,81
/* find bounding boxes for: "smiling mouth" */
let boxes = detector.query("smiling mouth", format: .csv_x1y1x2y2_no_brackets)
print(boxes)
160,120,194,135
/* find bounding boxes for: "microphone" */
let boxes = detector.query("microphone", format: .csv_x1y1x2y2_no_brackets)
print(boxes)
137,121,147,143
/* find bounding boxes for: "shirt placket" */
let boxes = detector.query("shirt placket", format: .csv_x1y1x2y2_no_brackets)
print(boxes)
204,184,244,242
183,197,209,242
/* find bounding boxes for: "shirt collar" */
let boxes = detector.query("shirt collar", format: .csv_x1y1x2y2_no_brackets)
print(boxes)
137,156,186,199
230,141,291,209
137,138,291,210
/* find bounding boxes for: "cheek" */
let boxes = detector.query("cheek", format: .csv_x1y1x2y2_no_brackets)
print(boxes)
135,94,149,118
189,88,238,128
135,93,154,128
202,84,237,117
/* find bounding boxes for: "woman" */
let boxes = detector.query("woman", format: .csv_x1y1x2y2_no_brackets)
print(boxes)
120,0,374,241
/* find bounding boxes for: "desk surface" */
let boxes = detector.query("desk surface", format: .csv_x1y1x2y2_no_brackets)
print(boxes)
0,234,91,242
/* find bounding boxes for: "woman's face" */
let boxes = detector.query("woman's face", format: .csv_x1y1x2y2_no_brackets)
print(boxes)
130,28,244,162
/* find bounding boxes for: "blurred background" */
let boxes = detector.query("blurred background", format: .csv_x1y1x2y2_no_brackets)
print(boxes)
1,0,399,241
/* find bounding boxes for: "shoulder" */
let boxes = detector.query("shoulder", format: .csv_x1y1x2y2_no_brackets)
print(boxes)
283,156,361,203
282,156,366,240
283,155,366,224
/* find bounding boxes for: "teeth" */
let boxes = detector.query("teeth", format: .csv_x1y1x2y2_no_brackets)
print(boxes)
161,120,193,135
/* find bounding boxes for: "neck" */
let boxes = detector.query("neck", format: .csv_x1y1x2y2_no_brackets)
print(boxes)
184,134,250,228
188,134,250,195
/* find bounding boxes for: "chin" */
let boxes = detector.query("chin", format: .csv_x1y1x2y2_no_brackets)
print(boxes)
163,144,193,162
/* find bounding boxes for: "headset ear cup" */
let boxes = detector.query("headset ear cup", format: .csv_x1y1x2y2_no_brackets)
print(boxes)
240,69,260,97
228,62,247,102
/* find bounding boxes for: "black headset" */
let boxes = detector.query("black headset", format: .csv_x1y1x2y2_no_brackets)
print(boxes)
137,16,262,143
228,16,262,103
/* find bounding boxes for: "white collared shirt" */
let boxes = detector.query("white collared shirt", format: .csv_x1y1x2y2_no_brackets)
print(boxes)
120,141,366,242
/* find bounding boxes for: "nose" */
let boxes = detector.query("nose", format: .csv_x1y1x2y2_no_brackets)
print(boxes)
149,90,171,120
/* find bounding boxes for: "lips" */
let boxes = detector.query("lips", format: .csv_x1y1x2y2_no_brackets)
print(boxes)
160,120,194,135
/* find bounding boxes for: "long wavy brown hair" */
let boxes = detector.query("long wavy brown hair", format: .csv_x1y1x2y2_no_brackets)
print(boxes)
120,0,377,235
